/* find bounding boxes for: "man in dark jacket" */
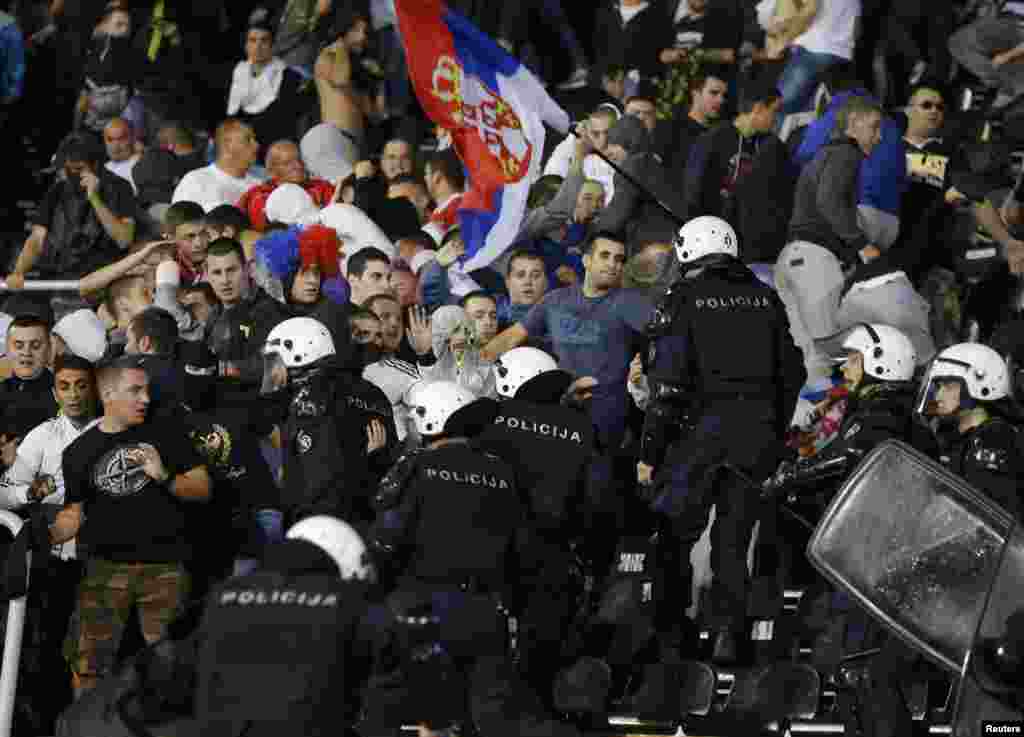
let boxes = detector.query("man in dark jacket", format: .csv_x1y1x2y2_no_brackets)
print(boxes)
683,77,794,281
591,115,686,251
591,0,666,86
775,96,884,382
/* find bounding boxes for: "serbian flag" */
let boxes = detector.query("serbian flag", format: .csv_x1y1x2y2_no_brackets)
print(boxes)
396,0,571,272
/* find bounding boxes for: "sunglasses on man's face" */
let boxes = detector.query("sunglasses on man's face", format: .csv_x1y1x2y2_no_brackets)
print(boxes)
918,100,945,111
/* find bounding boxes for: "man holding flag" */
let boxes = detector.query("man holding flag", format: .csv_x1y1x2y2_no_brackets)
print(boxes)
395,0,572,278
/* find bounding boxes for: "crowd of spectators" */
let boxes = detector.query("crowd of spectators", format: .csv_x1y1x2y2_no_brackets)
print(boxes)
0,0,1022,733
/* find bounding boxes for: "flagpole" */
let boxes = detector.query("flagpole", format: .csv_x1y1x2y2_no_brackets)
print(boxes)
569,123,687,229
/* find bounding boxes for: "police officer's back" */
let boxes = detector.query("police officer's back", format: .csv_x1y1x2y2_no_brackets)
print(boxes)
195,516,375,737
369,381,522,595
641,217,805,482
639,216,805,663
479,347,596,540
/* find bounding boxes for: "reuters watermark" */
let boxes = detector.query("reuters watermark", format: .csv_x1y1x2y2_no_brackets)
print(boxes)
983,722,1024,734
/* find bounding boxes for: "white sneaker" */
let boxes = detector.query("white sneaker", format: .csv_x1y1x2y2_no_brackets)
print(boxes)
556,67,589,91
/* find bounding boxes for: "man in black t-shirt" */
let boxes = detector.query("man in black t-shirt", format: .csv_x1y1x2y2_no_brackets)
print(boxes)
898,85,1024,285
52,356,211,696
4,135,136,287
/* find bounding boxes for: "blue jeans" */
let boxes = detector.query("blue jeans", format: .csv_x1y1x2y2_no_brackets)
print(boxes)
233,508,285,576
776,46,845,129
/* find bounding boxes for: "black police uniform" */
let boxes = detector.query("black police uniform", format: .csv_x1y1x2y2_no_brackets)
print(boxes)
478,398,596,541
765,380,942,737
940,416,1024,522
477,394,602,688
367,440,527,731
280,361,397,527
641,255,805,640
369,441,522,594
195,556,371,737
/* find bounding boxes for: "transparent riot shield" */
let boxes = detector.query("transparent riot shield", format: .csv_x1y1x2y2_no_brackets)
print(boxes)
807,439,1015,674
953,524,1024,736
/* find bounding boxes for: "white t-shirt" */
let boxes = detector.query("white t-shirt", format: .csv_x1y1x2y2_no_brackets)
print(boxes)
793,0,861,61
106,155,141,193
542,134,617,201
172,164,265,213
0,414,97,560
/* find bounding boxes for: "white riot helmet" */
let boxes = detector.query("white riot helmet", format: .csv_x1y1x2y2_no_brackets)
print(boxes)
674,215,738,264
918,343,1010,415
261,317,335,393
286,515,374,581
409,380,478,437
493,347,559,399
841,324,918,382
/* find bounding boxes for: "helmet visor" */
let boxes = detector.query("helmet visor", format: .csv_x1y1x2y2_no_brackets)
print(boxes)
915,355,971,417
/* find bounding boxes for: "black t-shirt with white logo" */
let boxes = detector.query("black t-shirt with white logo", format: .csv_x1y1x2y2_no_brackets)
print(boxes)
63,419,205,562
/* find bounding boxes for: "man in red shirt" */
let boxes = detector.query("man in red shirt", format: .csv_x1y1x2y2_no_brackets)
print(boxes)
237,140,335,231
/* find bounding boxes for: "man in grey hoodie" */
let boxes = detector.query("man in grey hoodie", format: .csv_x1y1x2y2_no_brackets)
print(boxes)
775,96,883,380
591,114,685,251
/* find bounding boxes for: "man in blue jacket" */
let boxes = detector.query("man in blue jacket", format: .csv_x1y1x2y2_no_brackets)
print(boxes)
793,73,907,252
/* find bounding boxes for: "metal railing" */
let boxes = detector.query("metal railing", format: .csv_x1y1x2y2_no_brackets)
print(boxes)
0,280,80,293
0,511,28,737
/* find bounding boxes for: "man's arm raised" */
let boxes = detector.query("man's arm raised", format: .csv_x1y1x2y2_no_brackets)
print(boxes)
480,323,528,362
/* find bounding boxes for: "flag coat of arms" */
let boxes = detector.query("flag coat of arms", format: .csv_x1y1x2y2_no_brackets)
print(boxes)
395,0,571,272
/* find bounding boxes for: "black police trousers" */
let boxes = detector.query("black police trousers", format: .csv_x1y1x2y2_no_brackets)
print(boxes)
650,402,781,634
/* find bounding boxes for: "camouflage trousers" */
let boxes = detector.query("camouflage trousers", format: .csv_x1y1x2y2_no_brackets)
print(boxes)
65,559,190,689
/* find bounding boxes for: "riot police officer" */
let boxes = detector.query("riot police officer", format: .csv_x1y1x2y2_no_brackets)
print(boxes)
918,342,1024,521
477,347,607,695
366,381,538,735
763,324,941,737
261,317,397,527
195,515,375,736
638,215,806,664
765,323,936,500
368,380,521,598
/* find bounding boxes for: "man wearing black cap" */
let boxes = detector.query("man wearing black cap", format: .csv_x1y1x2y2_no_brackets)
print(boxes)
4,134,136,290
590,114,685,249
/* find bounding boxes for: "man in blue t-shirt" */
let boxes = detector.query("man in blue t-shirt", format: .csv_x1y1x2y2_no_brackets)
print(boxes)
482,232,653,450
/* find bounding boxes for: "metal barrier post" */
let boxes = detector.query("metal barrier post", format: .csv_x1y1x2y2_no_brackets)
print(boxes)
0,510,28,737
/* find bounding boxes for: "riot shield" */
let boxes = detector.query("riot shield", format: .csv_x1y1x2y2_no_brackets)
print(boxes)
953,524,1024,736
807,440,1014,674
